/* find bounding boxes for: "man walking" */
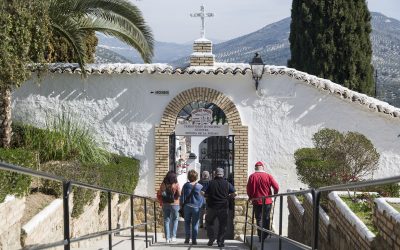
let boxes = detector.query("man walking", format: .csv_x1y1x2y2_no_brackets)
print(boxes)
204,167,236,247
246,161,279,242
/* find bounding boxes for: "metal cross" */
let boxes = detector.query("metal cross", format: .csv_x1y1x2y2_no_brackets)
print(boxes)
190,5,214,39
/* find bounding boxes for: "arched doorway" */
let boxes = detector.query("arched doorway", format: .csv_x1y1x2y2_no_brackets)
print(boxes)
155,87,248,196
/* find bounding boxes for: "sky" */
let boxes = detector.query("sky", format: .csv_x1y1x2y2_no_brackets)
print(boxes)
134,0,400,44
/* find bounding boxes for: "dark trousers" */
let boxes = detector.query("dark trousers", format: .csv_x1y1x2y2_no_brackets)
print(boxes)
254,204,272,240
206,207,228,244
199,204,206,227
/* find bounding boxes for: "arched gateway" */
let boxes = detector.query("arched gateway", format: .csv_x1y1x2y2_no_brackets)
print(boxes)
154,87,248,195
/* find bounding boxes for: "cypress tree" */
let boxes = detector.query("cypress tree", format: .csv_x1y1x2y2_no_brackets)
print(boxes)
288,0,374,96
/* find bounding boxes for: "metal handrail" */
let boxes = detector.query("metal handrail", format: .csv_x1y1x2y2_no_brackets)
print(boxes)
244,175,400,250
0,161,160,250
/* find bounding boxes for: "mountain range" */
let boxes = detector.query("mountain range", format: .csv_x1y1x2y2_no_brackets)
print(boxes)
96,12,400,107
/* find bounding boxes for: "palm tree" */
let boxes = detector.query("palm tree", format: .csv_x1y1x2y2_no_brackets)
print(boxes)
48,0,154,70
0,0,153,148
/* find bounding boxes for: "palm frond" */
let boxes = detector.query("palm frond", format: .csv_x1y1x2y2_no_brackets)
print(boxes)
61,0,154,60
51,21,87,76
48,0,154,65
80,17,152,63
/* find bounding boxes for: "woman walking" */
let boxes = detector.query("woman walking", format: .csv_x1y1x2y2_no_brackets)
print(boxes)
180,170,204,245
157,171,181,243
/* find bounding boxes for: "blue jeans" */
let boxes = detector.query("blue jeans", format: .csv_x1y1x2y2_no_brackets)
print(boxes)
162,204,179,240
184,205,200,240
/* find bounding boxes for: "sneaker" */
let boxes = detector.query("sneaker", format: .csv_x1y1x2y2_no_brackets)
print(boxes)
217,242,225,247
171,237,177,242
166,238,171,243
184,238,190,244
192,239,197,245
207,240,214,246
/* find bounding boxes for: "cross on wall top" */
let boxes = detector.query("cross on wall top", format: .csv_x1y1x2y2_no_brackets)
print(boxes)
190,5,214,39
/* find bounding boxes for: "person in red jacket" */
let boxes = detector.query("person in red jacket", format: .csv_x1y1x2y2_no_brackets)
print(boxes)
246,161,279,242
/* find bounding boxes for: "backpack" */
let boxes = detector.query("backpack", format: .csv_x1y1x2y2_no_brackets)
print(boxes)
161,184,175,203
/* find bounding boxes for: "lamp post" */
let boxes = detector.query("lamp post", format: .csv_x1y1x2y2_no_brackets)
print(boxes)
249,52,265,90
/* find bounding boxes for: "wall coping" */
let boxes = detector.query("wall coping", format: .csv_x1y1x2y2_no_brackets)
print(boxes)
22,199,63,234
287,190,305,215
375,198,400,222
329,191,375,241
304,193,329,225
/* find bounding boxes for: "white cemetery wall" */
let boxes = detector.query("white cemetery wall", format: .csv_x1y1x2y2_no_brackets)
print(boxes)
12,67,400,197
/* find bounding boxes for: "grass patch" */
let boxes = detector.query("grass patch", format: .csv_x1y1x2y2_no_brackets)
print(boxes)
341,196,378,235
389,203,400,212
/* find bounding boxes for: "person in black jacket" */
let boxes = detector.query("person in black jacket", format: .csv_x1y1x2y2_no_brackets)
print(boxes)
204,167,236,247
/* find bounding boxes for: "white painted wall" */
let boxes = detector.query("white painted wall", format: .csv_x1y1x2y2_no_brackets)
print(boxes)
12,65,400,199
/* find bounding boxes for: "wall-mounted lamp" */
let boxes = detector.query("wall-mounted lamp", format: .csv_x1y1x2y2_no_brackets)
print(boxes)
249,52,265,90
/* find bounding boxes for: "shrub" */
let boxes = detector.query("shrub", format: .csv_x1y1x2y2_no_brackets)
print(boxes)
39,161,99,218
362,183,400,197
0,148,38,202
295,128,380,188
12,114,110,165
98,154,140,212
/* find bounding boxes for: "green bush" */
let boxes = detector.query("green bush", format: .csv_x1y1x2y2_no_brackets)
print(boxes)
362,183,400,197
39,161,99,218
98,154,140,212
12,115,110,165
295,128,380,188
0,148,38,202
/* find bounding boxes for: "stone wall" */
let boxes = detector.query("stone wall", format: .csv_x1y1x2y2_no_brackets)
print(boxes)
18,192,160,249
0,196,25,250
21,199,63,249
70,193,119,248
120,197,164,235
287,193,330,249
373,198,400,249
233,197,253,238
328,192,376,250
287,194,304,243
286,192,400,250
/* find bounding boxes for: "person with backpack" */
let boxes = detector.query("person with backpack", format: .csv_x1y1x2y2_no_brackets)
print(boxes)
180,170,204,245
157,171,181,243
246,161,279,242
204,167,236,247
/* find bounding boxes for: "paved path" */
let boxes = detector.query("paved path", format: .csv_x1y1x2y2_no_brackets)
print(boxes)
71,221,303,250
71,234,304,250
72,234,247,250
149,238,248,250
244,235,303,250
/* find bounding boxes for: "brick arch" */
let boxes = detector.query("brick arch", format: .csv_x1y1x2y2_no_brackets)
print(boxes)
154,87,248,194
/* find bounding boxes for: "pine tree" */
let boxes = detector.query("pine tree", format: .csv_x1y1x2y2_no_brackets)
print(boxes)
288,0,374,96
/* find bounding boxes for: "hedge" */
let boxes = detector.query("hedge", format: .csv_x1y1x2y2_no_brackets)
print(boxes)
0,148,38,202
98,154,140,212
